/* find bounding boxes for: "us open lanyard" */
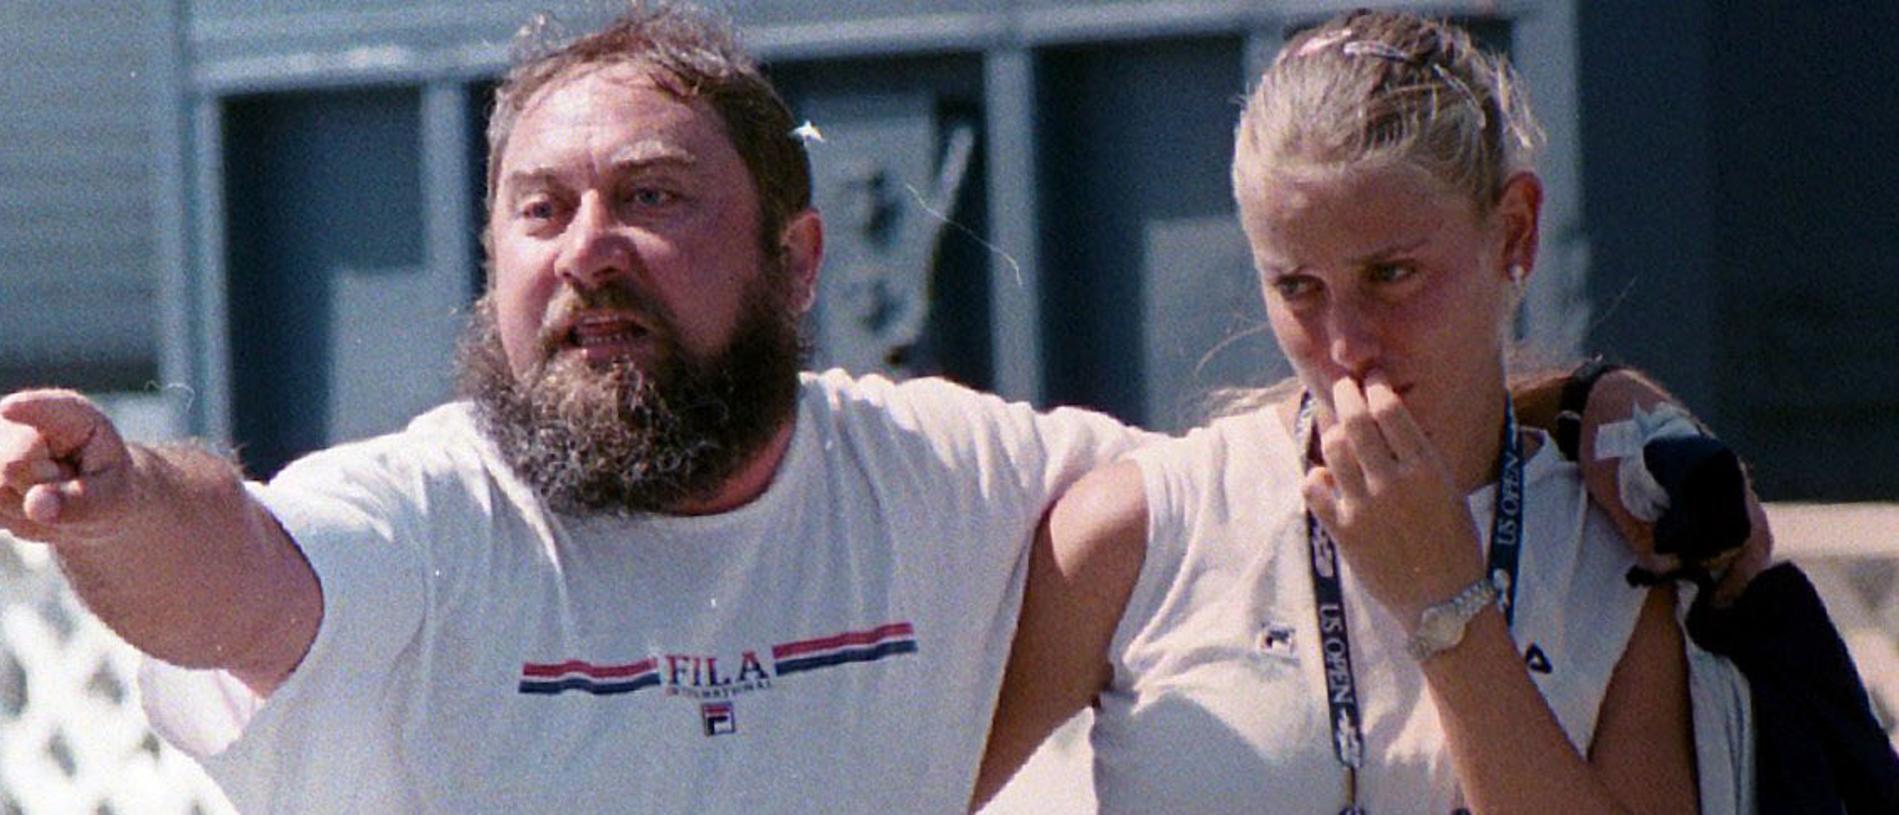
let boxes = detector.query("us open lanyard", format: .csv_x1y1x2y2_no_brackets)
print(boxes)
1294,393,1525,815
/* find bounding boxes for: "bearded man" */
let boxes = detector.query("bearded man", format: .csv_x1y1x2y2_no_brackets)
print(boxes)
0,4,1138,811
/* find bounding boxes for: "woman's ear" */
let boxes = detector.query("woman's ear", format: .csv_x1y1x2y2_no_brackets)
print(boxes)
1494,171,1544,281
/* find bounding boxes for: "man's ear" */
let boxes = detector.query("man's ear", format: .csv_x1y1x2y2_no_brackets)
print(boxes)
778,209,824,315
1495,171,1544,280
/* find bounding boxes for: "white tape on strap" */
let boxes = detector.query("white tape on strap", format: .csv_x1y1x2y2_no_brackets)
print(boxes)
1594,403,1704,521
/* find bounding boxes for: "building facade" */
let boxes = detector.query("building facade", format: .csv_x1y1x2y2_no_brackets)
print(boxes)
2,2,1897,812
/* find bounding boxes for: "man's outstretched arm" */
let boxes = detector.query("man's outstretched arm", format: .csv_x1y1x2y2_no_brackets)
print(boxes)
0,389,320,696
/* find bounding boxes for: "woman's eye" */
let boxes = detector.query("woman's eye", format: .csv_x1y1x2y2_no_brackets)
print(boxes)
1368,263,1414,284
1271,276,1317,300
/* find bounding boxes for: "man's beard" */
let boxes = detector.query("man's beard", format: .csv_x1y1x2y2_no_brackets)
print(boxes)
457,274,805,516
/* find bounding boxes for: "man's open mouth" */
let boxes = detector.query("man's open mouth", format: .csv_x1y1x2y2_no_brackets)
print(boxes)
570,315,650,347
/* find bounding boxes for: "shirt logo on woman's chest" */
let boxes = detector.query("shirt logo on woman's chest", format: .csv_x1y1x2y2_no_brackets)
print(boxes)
1256,621,1298,660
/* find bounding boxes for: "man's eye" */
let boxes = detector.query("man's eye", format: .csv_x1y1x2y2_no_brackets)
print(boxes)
520,200,557,221
625,188,679,208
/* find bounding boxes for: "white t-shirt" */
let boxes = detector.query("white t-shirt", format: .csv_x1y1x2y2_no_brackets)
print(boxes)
141,370,1142,814
1092,407,1751,814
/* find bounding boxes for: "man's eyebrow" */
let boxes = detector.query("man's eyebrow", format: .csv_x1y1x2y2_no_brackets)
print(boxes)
498,142,699,199
607,140,697,170
500,168,563,197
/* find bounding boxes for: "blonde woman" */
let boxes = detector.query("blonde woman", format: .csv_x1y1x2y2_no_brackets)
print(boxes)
977,10,1747,813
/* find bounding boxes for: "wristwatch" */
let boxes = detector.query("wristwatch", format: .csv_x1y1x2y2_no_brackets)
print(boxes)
1405,576,1499,661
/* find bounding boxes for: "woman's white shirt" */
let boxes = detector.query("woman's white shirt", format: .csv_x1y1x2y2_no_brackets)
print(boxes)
1093,407,1748,813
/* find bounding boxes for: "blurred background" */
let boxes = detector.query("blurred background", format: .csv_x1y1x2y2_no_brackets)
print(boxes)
1,0,1894,811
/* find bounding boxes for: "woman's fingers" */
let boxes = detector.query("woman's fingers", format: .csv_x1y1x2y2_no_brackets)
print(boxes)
1319,425,1367,500
1362,370,1429,464
1302,467,1342,530
1331,377,1397,480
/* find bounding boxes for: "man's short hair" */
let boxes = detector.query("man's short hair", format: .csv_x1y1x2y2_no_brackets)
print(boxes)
483,1,812,263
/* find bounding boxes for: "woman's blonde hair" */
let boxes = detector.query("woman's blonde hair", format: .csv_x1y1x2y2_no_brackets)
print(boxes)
1233,9,1543,215
1211,11,1547,420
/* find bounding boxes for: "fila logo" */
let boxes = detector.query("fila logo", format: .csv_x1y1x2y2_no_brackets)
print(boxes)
517,621,919,699
701,702,736,736
1255,622,1297,660
1524,643,1553,674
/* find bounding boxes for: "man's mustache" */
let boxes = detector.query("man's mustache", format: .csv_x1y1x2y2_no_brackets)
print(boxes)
535,281,677,359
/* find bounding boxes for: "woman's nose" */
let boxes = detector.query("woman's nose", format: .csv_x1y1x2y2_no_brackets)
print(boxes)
1325,302,1381,377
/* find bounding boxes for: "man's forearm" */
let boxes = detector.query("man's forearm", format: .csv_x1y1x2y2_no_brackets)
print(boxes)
53,442,320,695
1505,365,1570,432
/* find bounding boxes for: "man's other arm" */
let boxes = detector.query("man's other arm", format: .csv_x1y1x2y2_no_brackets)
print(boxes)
0,389,319,696
1511,365,1769,603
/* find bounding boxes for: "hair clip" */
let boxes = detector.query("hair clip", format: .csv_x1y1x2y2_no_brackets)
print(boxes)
1341,40,1412,63
1295,28,1354,58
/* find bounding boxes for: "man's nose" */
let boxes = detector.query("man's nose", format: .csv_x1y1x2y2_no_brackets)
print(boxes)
557,192,633,291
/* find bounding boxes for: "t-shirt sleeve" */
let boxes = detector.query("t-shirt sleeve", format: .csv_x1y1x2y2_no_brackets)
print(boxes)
844,371,1149,536
139,439,429,790
1026,403,1151,495
1106,437,1194,678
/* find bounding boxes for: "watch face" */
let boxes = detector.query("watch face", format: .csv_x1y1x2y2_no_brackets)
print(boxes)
1409,580,1496,660
1407,614,1456,661
1420,611,1459,647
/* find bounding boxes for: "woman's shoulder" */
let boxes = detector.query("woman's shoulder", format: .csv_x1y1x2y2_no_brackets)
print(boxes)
1133,406,1292,472
1126,405,1302,520
1048,401,1295,573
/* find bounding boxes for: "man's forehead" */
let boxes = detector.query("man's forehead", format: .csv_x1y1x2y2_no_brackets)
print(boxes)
501,63,721,177
517,61,695,125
